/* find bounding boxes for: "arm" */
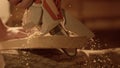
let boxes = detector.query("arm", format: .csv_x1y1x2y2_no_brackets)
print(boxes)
6,0,34,27
8,0,21,13
9,0,33,10
16,0,33,9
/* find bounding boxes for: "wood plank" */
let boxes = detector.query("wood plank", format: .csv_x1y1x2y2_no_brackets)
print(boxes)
0,36,89,50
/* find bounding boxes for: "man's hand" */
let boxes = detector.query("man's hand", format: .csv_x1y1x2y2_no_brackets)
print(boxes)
0,19,27,41
6,0,33,27
6,7,25,27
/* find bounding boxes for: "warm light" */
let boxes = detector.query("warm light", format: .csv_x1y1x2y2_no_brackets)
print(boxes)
0,0,10,23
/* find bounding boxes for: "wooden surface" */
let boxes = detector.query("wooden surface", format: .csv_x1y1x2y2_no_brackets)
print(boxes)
0,36,88,50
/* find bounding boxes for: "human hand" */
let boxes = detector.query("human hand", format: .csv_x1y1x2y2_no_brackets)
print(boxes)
6,7,25,27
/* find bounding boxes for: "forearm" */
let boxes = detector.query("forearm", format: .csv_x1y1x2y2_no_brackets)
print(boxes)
16,0,33,9
8,0,21,5
7,0,34,27
8,0,21,13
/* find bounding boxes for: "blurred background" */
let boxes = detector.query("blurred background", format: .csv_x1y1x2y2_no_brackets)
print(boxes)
61,0,120,48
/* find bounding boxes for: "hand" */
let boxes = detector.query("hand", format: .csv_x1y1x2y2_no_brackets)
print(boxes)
6,7,25,27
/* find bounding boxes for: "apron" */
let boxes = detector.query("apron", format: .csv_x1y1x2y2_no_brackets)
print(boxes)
42,0,63,20
40,0,63,34
23,0,42,29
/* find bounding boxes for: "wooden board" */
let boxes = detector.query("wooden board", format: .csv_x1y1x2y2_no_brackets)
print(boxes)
0,36,89,50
